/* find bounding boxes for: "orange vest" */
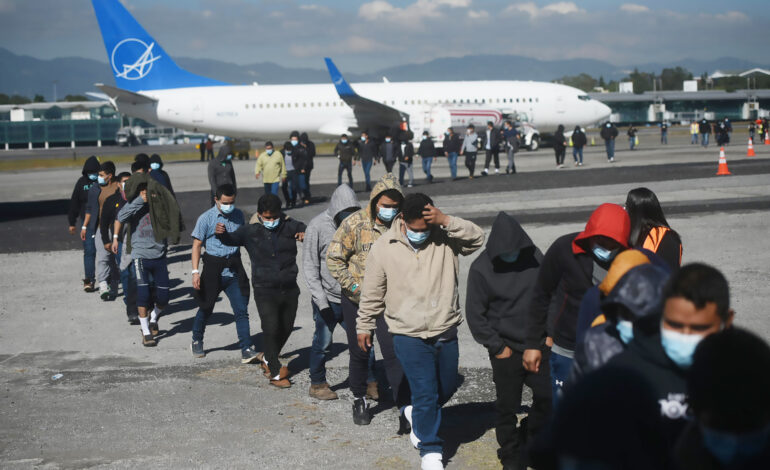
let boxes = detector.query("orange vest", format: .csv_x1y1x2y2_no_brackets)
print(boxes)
643,226,682,265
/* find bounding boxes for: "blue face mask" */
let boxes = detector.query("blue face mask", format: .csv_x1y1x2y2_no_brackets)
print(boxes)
660,326,704,368
377,207,398,222
444,132,449,136
701,423,770,466
385,138,392,143
341,139,348,144
262,218,280,230
361,136,366,141
499,251,520,264
616,320,634,345
88,173,98,181
406,228,430,245
219,203,235,214
97,175,107,186
226,154,233,161
266,149,274,155
291,140,299,146
422,136,427,141
150,162,161,170
592,246,615,263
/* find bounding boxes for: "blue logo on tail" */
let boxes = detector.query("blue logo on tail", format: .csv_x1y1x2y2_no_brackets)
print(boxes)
92,0,228,91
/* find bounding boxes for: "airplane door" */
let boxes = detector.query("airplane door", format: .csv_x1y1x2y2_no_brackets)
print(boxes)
192,98,204,124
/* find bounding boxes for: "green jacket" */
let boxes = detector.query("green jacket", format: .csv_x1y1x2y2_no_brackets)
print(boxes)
123,172,183,253
254,150,287,184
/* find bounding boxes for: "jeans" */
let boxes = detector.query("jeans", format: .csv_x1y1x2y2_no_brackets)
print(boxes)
309,301,375,385
297,173,308,202
506,149,517,173
341,295,410,406
661,131,668,144
464,151,477,177
83,227,96,281
446,152,458,179
338,161,353,186
421,157,434,181
192,275,253,354
701,134,709,147
691,134,699,144
282,170,297,206
572,147,583,164
549,350,573,411
393,334,459,456
115,242,137,312
254,286,299,377
399,162,414,187
264,182,279,196
134,257,169,309
629,136,636,150
490,349,552,467
604,139,615,159
361,160,373,190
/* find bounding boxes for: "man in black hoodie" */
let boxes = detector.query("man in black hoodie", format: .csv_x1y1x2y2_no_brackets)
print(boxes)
208,141,236,206
68,155,101,292
289,131,310,206
599,121,619,162
466,212,551,470
149,154,175,196
300,132,315,199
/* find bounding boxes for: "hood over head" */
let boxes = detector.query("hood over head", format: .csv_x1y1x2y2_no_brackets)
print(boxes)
573,203,631,254
149,154,163,168
300,132,309,143
602,263,669,321
367,173,403,220
599,249,651,296
82,155,101,176
486,212,534,260
557,124,565,133
215,144,232,162
327,184,360,220
574,126,582,133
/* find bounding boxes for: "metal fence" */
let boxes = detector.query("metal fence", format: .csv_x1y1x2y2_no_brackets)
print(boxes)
0,118,122,145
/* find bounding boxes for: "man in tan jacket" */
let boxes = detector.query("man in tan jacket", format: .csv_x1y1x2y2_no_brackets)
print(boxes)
357,193,484,470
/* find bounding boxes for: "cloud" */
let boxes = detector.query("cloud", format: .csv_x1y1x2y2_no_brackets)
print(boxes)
505,2,584,18
299,4,333,15
619,4,650,13
467,10,489,20
714,11,749,22
358,0,472,25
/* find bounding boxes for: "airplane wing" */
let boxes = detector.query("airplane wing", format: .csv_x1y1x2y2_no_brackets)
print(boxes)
324,58,408,135
94,83,157,105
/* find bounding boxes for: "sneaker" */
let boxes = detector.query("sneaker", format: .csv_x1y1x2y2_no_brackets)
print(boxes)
407,184,413,188
269,378,291,389
421,452,443,470
481,168,489,175
398,411,412,435
574,161,578,166
505,168,510,175
127,313,140,325
495,168,500,174
366,381,379,401
83,279,95,292
404,405,420,448
578,162,583,166
352,398,371,425
191,340,205,358
610,157,615,163
309,383,338,400
241,346,260,364
142,333,157,347
149,321,159,336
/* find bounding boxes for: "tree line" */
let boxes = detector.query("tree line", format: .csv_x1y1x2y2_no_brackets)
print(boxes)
0,94,90,105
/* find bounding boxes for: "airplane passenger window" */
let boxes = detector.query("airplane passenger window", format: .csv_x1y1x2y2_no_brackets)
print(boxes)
577,95,591,101
529,98,532,102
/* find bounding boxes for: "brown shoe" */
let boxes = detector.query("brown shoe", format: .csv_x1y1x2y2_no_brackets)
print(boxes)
366,381,380,401
142,333,157,347
309,383,338,400
264,365,290,380
269,378,291,389
83,280,95,292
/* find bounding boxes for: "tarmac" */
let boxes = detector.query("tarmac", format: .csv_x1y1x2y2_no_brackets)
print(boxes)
0,131,769,469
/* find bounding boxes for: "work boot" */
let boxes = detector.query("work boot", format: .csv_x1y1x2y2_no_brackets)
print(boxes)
83,279,95,292
142,333,157,347
241,346,260,364
352,398,371,425
264,366,290,380
269,378,291,389
309,383,338,400
191,340,205,358
366,381,379,401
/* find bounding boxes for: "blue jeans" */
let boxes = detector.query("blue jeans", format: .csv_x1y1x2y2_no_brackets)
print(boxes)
393,334,459,456
549,350,573,411
338,161,353,186
446,152,458,179
702,134,709,147
309,301,374,385
421,157,433,181
361,160,373,189
134,257,169,309
83,227,96,281
572,147,583,163
691,134,699,144
297,173,308,201
605,139,615,159
115,242,137,310
629,137,636,150
264,182,279,196
661,131,668,144
192,275,252,354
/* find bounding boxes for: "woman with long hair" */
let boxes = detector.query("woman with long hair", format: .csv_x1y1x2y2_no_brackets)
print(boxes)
625,187,682,270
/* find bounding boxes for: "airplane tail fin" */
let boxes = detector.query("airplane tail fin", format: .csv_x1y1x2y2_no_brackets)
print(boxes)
91,0,227,91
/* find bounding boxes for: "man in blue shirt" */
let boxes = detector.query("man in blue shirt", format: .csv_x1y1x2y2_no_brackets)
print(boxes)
190,184,259,363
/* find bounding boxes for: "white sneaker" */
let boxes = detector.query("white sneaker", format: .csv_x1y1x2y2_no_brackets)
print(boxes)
494,168,500,174
610,157,615,163
421,453,443,470
481,168,489,175
404,405,420,448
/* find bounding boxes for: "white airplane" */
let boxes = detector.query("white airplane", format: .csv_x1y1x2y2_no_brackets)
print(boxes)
91,0,611,144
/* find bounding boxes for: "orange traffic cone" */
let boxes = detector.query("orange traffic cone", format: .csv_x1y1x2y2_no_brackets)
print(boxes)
765,132,770,145
747,138,756,157
716,147,731,175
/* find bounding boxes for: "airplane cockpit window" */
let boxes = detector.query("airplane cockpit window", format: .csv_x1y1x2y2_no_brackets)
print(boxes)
578,95,591,101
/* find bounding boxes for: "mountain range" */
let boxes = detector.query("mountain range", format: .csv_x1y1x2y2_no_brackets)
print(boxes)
0,47,765,100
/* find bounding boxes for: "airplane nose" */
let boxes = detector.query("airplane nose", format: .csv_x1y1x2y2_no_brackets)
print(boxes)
596,101,611,122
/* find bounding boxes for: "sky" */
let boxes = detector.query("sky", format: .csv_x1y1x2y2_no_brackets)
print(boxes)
0,0,768,73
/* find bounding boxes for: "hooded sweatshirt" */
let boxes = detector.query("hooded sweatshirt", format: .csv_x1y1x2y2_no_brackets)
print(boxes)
572,127,587,148
526,203,630,352
208,144,236,194
68,156,101,227
570,264,669,384
466,212,543,355
326,173,403,304
149,154,175,196
303,185,361,310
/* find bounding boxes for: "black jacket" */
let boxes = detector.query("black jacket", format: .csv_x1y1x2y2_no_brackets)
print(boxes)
554,125,567,151
482,127,499,150
466,212,543,355
217,215,307,289
208,144,236,193
357,139,378,162
608,314,689,445
68,156,101,226
399,141,414,163
291,143,310,172
443,133,461,153
525,232,593,351
334,141,357,164
378,140,401,163
600,123,619,141
100,190,127,245
699,120,712,134
572,129,587,148
417,138,436,158
301,133,315,170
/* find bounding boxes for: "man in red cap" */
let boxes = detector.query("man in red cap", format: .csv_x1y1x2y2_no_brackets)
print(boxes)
523,203,630,409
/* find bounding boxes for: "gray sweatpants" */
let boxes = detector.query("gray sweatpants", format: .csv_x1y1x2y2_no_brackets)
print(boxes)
95,239,119,290
506,148,517,173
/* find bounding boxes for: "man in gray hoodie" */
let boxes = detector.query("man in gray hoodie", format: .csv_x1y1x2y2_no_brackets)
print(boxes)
208,141,236,206
303,185,377,400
